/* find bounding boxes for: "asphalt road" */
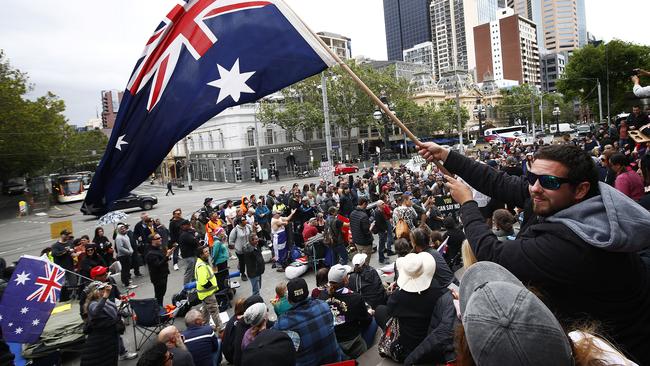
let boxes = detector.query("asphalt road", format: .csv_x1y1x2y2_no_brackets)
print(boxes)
0,176,322,265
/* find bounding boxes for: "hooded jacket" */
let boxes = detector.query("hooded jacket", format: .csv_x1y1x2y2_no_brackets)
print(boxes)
228,223,253,255
445,150,650,365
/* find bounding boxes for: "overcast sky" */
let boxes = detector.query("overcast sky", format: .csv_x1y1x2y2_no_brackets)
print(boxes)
0,0,647,126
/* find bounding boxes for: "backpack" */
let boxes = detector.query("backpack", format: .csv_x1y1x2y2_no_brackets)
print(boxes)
323,217,335,246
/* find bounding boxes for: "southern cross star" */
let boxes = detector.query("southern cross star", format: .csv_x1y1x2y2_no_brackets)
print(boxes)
14,271,30,285
207,58,256,104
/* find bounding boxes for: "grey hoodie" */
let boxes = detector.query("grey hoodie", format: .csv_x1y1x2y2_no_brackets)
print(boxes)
228,223,253,254
547,182,650,252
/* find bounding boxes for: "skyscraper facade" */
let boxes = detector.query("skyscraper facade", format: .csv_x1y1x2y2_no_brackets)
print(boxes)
100,89,123,129
508,0,587,54
429,0,479,79
383,0,433,61
477,0,506,23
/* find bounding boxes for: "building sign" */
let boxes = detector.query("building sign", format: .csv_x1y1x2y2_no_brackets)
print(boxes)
434,196,461,217
272,145,303,153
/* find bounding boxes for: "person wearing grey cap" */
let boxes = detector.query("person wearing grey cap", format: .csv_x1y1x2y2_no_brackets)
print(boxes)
457,262,636,366
418,141,650,364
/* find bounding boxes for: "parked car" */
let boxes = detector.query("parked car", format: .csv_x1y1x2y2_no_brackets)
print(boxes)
113,192,158,211
334,163,359,176
576,124,592,136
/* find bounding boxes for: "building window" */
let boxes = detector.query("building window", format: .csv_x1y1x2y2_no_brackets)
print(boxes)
286,130,294,143
265,128,274,145
218,131,224,149
247,128,255,147
304,128,312,141
316,128,324,139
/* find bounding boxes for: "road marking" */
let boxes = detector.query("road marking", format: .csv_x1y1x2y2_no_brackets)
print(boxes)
0,247,24,255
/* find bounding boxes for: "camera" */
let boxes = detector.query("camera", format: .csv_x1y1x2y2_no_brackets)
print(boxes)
633,69,640,76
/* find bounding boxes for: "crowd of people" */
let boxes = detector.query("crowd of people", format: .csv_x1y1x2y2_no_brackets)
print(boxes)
4,106,650,365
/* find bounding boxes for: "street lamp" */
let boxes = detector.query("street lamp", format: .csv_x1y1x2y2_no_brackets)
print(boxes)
473,98,486,139
553,101,561,134
373,92,396,158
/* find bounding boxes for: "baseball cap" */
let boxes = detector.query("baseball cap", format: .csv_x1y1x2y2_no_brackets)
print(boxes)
351,253,367,266
60,229,72,236
286,278,309,303
204,197,213,205
90,266,108,279
180,219,191,226
459,262,572,366
328,264,352,283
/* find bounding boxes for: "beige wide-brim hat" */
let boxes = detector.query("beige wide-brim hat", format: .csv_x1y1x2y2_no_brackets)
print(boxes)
396,252,436,293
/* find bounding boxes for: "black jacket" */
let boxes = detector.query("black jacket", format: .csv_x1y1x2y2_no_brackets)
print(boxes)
403,291,456,366
445,150,650,365
318,289,372,343
339,194,354,218
350,207,373,246
348,265,387,309
178,230,199,258
244,247,265,278
373,208,389,233
145,245,170,283
169,218,183,243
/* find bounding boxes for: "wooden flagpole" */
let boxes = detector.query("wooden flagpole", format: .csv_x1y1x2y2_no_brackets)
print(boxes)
301,20,451,174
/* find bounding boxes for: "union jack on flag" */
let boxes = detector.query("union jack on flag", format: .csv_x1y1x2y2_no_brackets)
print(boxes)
0,256,66,343
83,0,335,215
25,262,65,304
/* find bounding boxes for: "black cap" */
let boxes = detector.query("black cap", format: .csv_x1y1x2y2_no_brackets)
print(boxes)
180,219,191,226
286,278,309,303
60,229,72,236
241,330,296,366
204,197,213,205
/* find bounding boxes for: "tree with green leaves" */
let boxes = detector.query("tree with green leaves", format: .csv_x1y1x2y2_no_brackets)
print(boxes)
499,84,572,129
0,51,70,180
556,40,650,119
436,99,469,134
258,60,451,155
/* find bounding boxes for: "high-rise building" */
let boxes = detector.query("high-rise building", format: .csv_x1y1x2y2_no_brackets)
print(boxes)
316,32,352,60
541,0,587,53
402,42,435,77
540,51,565,92
383,0,433,61
473,8,541,86
100,90,123,129
429,0,479,79
477,0,507,23
508,0,587,54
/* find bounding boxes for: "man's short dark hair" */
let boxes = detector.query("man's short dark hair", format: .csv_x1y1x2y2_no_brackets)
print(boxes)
137,342,167,366
358,197,368,206
609,153,629,167
534,145,599,197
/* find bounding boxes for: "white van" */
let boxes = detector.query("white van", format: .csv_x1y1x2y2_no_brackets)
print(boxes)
549,123,573,134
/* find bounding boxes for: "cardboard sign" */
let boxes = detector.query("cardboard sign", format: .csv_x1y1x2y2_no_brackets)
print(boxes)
50,220,73,239
434,196,461,217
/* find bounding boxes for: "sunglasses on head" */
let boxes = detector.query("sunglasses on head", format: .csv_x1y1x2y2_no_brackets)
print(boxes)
526,172,572,190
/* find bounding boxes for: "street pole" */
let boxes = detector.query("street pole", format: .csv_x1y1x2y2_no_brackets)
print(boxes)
321,73,333,164
606,44,611,122
533,92,544,134
597,79,603,123
455,90,463,153
530,95,536,136
183,137,192,190
254,105,262,182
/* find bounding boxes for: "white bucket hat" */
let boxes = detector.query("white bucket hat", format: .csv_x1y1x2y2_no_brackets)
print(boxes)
396,252,436,293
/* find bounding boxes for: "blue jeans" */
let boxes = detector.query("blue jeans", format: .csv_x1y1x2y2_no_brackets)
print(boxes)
250,276,261,296
362,318,378,348
332,244,349,265
212,339,222,366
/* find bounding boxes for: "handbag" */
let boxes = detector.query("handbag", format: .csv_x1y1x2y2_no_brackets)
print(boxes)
377,317,407,362
395,218,410,240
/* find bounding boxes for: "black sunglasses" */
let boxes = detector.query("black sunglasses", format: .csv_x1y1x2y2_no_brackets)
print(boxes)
526,172,572,190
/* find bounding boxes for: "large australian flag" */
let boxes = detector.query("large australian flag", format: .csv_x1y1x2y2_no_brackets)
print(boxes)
0,256,65,343
82,0,335,214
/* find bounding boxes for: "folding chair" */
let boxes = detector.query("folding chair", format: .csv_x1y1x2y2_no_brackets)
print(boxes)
130,298,176,350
